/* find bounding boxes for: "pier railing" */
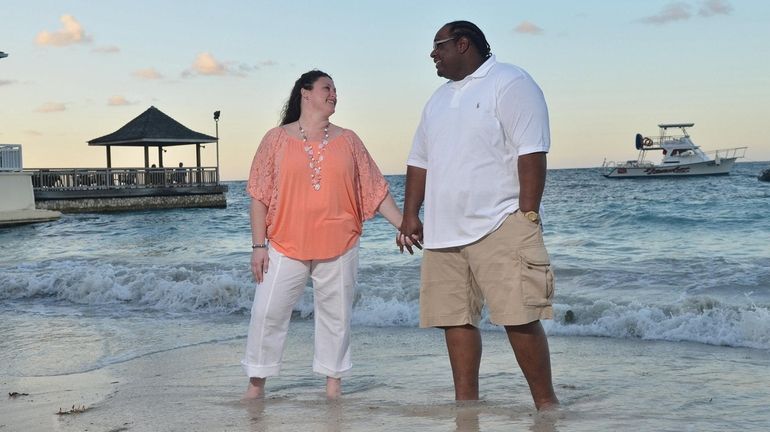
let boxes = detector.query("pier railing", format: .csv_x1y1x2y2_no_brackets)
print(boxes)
23,167,221,190
0,144,23,172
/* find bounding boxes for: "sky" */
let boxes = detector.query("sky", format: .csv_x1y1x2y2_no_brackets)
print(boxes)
1,0,769,180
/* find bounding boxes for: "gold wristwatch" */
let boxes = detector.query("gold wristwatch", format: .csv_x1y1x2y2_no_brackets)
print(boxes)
523,211,540,224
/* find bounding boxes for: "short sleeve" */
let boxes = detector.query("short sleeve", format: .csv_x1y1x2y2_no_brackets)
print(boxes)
345,130,389,221
246,128,282,206
406,107,429,169
497,74,550,156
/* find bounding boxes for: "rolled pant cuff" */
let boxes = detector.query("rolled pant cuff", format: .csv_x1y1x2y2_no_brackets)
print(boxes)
313,360,352,379
241,360,282,378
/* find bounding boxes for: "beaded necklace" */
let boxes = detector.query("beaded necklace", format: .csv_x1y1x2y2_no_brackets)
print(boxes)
298,122,329,191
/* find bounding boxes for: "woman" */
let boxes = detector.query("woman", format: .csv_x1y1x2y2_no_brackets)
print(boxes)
241,70,402,399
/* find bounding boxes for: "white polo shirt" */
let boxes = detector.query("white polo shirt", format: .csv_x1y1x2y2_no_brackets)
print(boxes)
407,55,550,249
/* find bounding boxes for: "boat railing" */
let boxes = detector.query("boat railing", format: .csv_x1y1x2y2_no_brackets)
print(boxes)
704,147,747,160
23,167,221,190
0,144,23,172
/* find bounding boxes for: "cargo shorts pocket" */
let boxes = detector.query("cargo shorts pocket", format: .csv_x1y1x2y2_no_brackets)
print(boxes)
519,245,555,306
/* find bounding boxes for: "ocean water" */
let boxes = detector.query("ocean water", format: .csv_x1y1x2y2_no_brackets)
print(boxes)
2,162,769,430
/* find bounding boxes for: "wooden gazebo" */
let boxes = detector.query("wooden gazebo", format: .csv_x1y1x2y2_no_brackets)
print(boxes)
88,106,217,170
26,106,227,212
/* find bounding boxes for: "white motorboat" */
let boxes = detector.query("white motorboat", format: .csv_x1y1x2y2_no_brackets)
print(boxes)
601,123,747,178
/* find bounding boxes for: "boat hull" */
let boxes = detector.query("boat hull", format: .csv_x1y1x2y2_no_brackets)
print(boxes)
603,158,738,178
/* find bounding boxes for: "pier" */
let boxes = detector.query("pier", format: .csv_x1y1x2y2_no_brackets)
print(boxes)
20,106,229,213
25,166,227,212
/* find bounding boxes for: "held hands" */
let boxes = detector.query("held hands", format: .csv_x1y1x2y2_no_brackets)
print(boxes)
397,214,423,255
250,248,269,283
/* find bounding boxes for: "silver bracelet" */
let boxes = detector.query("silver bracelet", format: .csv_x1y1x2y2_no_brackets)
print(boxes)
251,243,268,249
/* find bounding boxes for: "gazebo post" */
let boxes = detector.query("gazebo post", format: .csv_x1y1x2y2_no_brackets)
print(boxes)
106,146,113,186
144,146,149,168
158,147,164,168
196,143,202,184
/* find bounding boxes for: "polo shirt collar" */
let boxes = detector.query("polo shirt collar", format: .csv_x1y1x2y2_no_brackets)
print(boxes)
449,55,497,88
469,55,496,79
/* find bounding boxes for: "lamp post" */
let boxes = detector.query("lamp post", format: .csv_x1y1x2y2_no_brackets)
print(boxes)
214,110,220,183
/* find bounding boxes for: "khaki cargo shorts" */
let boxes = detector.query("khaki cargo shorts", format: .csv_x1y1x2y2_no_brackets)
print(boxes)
419,211,555,328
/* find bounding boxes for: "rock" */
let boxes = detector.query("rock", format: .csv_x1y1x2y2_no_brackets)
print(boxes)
564,310,575,323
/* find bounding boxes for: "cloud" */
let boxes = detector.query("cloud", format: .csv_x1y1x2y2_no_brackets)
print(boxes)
35,14,92,46
0,79,16,86
180,53,273,77
133,68,163,80
93,45,120,54
237,63,256,73
641,1,732,24
108,96,133,106
192,52,227,75
699,0,733,16
514,21,544,35
233,59,279,74
183,52,246,77
641,2,692,24
35,102,66,113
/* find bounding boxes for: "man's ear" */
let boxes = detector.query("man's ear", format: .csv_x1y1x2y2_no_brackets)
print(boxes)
456,36,471,54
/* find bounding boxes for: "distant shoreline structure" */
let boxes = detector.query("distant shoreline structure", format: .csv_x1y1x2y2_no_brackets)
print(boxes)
26,106,228,213
0,144,61,226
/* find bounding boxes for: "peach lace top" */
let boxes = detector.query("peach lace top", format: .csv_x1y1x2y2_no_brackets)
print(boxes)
247,127,389,260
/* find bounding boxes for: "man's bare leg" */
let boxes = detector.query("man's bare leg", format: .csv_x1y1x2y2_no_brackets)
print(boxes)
443,324,482,400
326,377,341,399
505,321,559,410
243,377,266,400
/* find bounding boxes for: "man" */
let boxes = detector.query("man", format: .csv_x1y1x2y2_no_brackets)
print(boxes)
398,20,559,410
174,162,186,184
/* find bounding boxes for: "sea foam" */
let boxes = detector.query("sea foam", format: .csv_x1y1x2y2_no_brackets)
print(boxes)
2,258,768,350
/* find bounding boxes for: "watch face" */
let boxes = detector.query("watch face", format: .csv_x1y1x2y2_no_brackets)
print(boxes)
526,211,539,222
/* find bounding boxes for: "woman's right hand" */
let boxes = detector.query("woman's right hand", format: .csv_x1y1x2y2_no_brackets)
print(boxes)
251,248,270,283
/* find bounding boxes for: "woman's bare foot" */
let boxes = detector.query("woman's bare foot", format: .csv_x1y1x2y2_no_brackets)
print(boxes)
242,377,266,400
326,377,341,399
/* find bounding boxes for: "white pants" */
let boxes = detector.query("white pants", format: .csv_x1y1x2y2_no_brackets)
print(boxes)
241,243,359,379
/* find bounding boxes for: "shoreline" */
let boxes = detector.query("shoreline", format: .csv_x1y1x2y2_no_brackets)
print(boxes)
2,368,118,431
2,323,769,431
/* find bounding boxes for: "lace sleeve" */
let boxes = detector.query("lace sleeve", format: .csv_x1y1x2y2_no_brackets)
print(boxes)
345,130,389,221
246,128,282,206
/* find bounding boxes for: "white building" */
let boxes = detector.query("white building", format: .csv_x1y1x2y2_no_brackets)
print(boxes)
0,144,61,226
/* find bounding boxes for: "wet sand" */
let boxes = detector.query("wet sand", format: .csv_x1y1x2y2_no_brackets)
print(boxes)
2,323,769,431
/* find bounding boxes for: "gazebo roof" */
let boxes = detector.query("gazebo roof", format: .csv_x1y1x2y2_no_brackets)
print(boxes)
88,106,216,147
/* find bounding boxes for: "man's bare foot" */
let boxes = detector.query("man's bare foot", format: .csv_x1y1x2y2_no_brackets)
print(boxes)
326,377,341,399
242,377,266,400
536,400,560,411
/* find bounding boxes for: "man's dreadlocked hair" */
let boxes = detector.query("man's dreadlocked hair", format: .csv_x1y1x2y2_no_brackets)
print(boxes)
445,20,491,58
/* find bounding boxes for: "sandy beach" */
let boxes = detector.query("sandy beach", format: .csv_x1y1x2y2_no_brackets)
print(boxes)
3,321,769,432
